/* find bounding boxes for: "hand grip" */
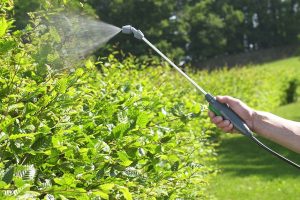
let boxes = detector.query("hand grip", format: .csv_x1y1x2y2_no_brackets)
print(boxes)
206,93,253,137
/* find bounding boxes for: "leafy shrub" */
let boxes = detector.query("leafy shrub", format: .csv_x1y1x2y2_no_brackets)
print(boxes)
0,51,217,199
0,2,217,199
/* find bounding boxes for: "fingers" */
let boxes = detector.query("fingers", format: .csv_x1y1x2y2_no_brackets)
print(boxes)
222,123,234,132
212,116,223,124
208,110,234,133
208,111,215,118
215,119,234,132
218,120,231,128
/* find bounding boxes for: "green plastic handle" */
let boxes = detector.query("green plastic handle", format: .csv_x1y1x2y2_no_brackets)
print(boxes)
209,104,222,116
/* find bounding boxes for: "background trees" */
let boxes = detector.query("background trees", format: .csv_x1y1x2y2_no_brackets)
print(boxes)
13,0,300,63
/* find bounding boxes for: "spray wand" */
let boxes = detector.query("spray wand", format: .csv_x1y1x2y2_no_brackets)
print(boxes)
121,25,300,170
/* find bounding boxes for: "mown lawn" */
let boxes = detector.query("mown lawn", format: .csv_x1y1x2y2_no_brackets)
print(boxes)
208,60,300,200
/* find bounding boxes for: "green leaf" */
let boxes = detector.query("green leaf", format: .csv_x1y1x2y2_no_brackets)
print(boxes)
0,115,14,132
160,135,172,143
49,27,61,43
100,183,115,192
47,52,60,62
55,78,68,93
136,112,150,128
8,103,24,112
0,17,8,37
93,191,109,199
59,195,69,200
9,133,37,140
2,166,14,184
112,122,130,138
0,39,16,54
14,177,25,188
24,102,39,114
63,0,69,5
54,173,77,188
15,165,37,182
0,181,8,189
171,161,180,171
75,68,84,77
120,187,133,200
117,151,133,167
37,95,52,107
85,59,94,69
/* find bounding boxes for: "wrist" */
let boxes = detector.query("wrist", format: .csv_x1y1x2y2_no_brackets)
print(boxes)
252,110,262,134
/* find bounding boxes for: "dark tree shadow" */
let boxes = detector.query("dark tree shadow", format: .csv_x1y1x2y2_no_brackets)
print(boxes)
197,45,299,69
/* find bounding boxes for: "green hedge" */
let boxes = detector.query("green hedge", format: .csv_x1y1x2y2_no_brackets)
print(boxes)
0,3,217,198
0,52,218,199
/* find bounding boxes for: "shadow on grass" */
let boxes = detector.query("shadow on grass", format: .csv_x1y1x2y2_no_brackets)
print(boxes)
197,45,299,69
217,135,300,178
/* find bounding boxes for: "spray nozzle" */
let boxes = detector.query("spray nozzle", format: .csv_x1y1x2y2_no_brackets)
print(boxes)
122,25,144,40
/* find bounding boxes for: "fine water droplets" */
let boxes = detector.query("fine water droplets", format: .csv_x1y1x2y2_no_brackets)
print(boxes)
45,12,121,69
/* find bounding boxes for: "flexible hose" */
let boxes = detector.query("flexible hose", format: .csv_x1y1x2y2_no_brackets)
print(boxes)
250,135,300,169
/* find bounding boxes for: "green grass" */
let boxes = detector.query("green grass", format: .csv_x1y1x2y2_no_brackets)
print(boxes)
208,58,300,200
273,101,300,121
255,56,300,69
208,134,300,200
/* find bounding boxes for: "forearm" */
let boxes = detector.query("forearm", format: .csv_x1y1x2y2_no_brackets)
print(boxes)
253,111,300,153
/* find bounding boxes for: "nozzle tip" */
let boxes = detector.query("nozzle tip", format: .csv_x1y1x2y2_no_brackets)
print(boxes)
122,25,132,34
121,25,144,40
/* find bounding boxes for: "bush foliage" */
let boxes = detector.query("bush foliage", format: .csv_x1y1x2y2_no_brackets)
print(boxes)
1,2,217,199
0,0,300,199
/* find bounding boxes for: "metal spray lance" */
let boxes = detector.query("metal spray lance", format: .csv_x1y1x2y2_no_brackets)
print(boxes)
121,25,300,169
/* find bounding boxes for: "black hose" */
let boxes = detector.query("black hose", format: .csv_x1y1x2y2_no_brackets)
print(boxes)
250,135,300,169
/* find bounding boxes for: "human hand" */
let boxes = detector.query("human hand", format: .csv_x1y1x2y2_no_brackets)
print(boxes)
208,96,255,133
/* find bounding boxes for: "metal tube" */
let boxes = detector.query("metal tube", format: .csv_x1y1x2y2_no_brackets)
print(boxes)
142,37,207,95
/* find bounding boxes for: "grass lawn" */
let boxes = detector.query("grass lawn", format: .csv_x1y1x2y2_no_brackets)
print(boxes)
208,64,300,199
273,101,300,122
208,134,300,200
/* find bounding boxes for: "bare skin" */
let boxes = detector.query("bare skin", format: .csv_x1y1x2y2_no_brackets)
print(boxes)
208,96,300,154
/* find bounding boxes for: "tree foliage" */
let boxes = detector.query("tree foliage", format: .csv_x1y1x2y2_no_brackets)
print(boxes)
87,0,300,62
12,0,300,63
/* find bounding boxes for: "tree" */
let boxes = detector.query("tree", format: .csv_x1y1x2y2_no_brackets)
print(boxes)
86,0,188,61
12,0,300,65
220,0,300,51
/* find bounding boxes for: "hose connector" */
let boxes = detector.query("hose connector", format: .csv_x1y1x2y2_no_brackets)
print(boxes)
122,25,144,40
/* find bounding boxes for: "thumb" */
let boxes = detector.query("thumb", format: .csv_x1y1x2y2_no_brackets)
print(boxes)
216,96,241,109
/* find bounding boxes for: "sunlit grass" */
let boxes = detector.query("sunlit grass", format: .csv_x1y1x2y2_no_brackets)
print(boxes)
209,133,300,200
273,101,300,121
